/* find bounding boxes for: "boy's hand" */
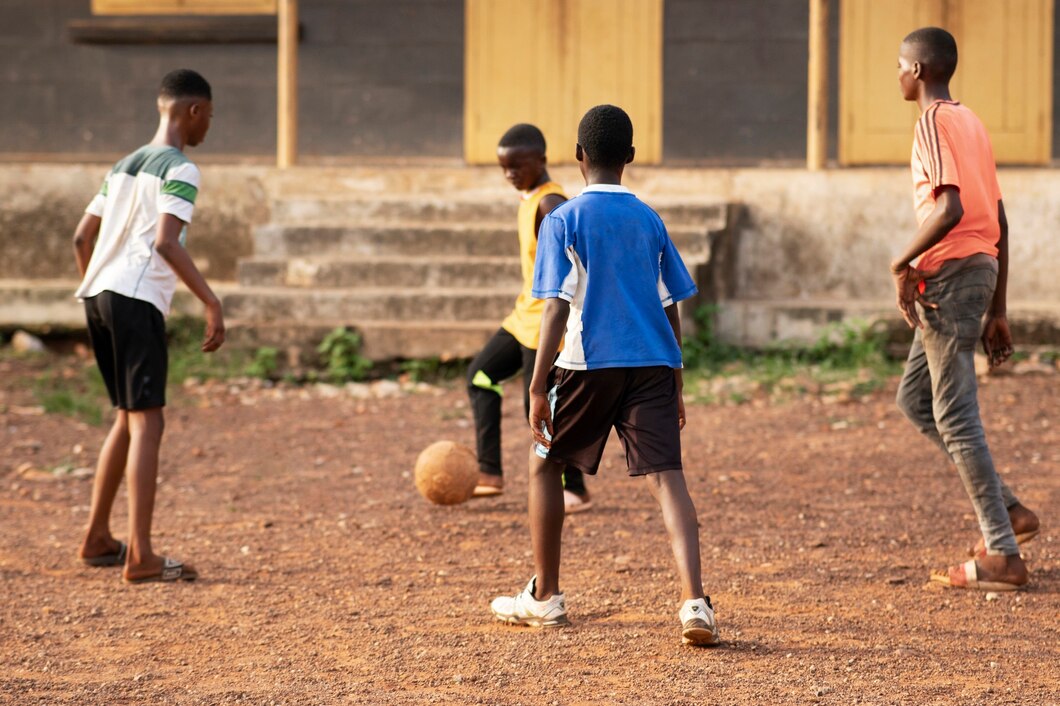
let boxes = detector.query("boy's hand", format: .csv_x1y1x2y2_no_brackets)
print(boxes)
981,314,1013,368
890,263,939,329
202,300,225,352
529,391,553,448
677,393,686,430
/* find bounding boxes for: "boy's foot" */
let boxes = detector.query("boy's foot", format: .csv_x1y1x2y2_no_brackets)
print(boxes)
490,576,569,628
968,504,1040,557
930,557,1027,592
80,539,127,568
472,473,504,498
563,489,592,514
123,556,199,584
679,597,720,646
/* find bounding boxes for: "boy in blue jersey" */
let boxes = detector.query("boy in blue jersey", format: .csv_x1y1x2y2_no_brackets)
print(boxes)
490,105,718,646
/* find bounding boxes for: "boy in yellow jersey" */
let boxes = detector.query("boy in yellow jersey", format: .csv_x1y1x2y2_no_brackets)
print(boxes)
467,124,590,511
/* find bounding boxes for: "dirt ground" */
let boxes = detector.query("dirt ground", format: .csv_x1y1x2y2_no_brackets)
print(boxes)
1,353,1058,706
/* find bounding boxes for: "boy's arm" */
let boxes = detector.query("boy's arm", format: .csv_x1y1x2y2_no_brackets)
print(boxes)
981,199,1012,367
528,297,570,447
72,214,102,277
154,213,225,352
664,303,686,430
889,186,964,329
534,194,566,238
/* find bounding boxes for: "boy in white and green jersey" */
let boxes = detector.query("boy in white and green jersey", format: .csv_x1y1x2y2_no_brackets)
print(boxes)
72,69,224,584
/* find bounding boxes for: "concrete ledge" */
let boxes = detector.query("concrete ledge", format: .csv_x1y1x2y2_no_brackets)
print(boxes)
715,299,1060,348
0,280,239,332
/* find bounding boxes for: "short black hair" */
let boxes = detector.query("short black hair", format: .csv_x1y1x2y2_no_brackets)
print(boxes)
903,27,958,82
498,123,546,153
577,105,633,170
159,69,212,102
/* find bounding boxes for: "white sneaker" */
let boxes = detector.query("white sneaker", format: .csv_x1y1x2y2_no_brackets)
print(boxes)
679,597,719,646
490,577,570,628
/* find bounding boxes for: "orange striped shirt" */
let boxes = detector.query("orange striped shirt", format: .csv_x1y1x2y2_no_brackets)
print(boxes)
911,100,1002,273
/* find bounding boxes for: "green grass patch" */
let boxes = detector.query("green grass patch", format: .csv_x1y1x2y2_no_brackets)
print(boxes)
33,362,109,426
682,305,902,404
166,316,258,383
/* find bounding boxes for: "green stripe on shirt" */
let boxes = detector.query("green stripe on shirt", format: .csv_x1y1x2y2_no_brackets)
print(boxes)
161,180,198,204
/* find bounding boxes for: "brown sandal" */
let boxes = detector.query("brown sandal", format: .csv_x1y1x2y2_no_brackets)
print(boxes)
124,557,198,584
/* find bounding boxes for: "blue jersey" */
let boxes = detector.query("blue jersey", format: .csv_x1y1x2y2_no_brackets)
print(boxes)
531,184,697,370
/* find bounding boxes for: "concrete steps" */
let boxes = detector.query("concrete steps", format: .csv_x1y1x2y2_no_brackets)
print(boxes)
269,196,728,229
225,319,499,361
0,181,734,363
252,222,719,259
238,256,522,289
223,286,515,323
228,194,730,362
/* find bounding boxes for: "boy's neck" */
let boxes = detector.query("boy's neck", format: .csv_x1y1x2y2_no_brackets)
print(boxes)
917,82,953,112
150,118,187,152
583,167,624,187
529,170,552,192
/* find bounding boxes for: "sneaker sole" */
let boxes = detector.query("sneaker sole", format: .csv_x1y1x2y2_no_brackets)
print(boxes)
681,626,719,646
492,611,571,629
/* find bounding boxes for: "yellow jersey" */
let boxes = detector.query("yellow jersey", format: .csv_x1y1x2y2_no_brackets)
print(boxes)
500,181,566,349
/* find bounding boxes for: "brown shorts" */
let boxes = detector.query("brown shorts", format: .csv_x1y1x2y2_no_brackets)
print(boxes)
537,366,682,476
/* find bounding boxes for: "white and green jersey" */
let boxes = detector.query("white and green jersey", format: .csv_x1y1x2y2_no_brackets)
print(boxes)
75,144,201,317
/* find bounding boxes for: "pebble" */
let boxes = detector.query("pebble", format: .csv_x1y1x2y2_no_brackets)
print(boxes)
984,592,1000,601
11,330,45,353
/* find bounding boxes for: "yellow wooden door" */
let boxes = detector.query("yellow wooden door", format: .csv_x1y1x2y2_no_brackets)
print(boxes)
947,0,1054,163
840,0,1053,165
464,0,663,164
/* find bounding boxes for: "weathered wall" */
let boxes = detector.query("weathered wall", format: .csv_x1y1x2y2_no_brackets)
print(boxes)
0,165,269,281
0,0,463,159
630,167,1060,304
663,0,830,163
3,164,1057,305
5,1,1058,164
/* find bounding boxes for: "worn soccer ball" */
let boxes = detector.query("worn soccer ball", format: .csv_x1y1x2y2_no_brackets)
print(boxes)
413,441,478,506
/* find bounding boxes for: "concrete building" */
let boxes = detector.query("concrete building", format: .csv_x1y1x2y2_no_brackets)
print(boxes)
2,0,1058,356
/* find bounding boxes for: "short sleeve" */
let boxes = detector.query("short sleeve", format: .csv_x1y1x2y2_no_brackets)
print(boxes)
159,161,201,224
916,108,960,194
531,213,575,301
657,231,697,307
85,175,108,217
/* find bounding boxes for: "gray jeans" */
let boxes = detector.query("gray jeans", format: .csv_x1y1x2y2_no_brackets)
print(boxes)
895,253,1020,556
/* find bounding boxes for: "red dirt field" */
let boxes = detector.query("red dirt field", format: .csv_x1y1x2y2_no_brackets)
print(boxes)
1,354,1058,705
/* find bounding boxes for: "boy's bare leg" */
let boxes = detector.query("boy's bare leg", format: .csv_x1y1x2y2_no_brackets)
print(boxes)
645,469,705,602
528,449,565,599
79,410,130,559
123,408,167,578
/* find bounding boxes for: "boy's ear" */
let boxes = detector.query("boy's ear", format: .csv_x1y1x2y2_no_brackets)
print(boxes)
575,144,584,162
626,146,635,165
912,60,923,81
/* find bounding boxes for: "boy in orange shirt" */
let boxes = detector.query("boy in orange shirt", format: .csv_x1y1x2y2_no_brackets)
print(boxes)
892,27,1039,591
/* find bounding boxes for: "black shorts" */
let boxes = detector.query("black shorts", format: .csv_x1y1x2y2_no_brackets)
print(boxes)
84,291,168,410
540,366,682,476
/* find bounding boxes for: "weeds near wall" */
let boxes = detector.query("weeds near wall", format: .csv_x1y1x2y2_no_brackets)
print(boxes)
317,327,373,382
681,305,901,404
